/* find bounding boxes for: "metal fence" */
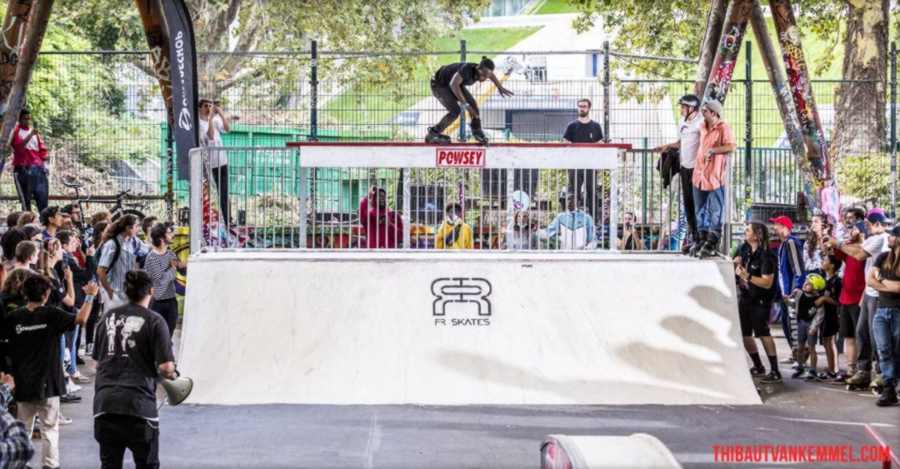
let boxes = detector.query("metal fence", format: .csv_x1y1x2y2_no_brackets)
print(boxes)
6,42,895,224
187,145,803,253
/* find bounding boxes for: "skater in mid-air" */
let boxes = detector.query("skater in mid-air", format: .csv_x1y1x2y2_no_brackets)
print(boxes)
427,56,514,144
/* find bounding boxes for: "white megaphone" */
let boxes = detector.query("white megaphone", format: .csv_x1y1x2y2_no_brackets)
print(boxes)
161,376,193,406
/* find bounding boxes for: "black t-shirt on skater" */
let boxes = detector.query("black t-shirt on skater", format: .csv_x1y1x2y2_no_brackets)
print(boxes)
433,63,479,87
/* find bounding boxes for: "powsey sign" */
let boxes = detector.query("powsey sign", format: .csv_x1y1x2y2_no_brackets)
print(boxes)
436,148,486,168
160,0,198,180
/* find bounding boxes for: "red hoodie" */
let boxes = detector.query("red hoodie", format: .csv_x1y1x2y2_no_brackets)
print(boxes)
358,190,403,249
10,124,48,167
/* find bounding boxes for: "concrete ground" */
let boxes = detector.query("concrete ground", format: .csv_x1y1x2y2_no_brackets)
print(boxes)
39,332,900,469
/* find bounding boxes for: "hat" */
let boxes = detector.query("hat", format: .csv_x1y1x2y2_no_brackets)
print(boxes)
702,100,723,116
866,210,888,225
768,215,793,231
890,225,900,237
805,273,826,291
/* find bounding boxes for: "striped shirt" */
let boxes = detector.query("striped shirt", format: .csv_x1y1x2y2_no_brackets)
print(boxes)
98,235,136,296
144,250,177,300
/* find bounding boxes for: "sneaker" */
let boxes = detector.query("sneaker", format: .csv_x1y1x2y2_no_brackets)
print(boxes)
66,380,82,394
60,393,81,404
760,371,783,384
803,370,818,380
749,366,766,377
876,388,898,407
791,367,806,379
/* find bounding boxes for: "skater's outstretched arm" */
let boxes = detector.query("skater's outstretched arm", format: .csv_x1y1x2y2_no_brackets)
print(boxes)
486,71,514,97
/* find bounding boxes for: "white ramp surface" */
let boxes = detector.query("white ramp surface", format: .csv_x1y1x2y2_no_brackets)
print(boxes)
179,251,761,405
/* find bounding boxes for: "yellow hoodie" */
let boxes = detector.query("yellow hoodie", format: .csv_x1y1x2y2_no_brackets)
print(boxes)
435,220,474,249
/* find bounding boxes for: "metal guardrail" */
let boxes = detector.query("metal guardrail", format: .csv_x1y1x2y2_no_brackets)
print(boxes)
186,145,786,254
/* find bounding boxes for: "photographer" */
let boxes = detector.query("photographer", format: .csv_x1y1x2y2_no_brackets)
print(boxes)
198,98,231,226
618,211,644,251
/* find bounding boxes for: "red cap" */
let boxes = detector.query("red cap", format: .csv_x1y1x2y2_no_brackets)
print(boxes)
768,215,793,231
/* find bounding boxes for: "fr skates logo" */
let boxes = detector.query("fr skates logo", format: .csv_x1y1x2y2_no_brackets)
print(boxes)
435,148,486,168
431,277,492,327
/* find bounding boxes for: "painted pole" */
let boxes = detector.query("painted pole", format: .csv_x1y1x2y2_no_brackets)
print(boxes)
694,0,729,96
701,0,754,106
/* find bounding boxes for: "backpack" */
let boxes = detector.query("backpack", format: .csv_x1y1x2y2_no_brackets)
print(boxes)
102,237,122,271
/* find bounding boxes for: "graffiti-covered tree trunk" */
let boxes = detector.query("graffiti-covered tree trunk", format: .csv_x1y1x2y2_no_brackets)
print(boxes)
0,0,34,113
694,0,728,97
830,0,888,160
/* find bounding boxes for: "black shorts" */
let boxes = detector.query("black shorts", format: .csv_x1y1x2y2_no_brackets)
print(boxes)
839,303,860,338
822,308,839,338
739,301,771,338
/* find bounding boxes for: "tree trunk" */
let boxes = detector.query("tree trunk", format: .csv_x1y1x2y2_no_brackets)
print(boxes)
0,0,52,151
0,0,33,112
694,0,728,96
831,0,888,160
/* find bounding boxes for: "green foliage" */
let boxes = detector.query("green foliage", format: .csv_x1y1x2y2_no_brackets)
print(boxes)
835,153,891,205
533,0,582,15
322,26,540,126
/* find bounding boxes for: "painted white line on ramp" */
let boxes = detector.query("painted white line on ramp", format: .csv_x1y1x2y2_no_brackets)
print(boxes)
772,416,896,428
364,411,382,469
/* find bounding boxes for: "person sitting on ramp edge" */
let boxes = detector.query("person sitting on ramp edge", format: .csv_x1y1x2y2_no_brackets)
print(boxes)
426,56,514,145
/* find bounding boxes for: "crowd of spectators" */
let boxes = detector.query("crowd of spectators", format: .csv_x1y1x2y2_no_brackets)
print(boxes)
733,208,900,407
0,205,182,467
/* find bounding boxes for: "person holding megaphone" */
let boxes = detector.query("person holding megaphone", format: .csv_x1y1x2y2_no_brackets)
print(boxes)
92,270,178,469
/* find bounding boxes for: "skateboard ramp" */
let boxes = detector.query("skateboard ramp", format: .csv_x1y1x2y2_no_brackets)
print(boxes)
179,251,760,405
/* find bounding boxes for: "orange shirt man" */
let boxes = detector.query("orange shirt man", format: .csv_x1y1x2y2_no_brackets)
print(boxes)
691,100,736,257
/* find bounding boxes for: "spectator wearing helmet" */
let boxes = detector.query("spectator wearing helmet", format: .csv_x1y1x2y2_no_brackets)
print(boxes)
691,100,736,258
792,273,826,380
426,57,514,145
653,94,702,253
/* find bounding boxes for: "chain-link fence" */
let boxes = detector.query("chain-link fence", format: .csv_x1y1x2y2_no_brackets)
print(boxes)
7,42,896,225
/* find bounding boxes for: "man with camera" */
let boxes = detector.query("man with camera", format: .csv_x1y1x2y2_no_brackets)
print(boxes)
198,98,232,226
93,270,176,469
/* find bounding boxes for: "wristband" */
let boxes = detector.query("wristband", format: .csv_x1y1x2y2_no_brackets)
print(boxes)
84,294,96,303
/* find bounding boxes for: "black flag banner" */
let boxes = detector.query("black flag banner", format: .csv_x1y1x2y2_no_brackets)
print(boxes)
161,0,199,180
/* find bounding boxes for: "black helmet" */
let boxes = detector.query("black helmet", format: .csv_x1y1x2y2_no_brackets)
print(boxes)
678,94,700,109
478,56,495,71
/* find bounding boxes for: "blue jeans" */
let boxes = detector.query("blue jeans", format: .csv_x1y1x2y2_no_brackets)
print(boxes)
13,165,48,212
65,325,80,375
873,307,900,387
692,186,725,235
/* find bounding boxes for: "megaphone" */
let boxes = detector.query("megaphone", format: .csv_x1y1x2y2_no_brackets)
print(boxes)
161,376,193,406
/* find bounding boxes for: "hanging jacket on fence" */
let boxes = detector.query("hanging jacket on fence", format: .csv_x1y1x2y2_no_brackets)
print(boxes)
656,147,680,189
